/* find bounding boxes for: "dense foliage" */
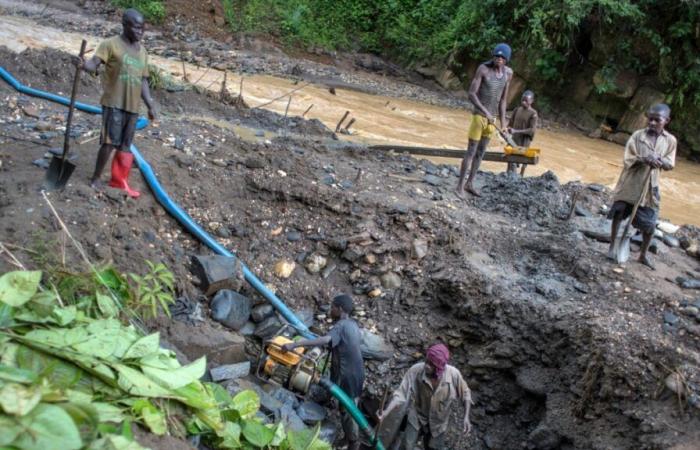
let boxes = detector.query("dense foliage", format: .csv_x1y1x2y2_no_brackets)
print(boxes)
219,0,700,122
111,0,165,23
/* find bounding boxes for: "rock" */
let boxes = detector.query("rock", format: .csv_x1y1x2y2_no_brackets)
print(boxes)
380,272,402,289
244,156,266,169
295,308,314,327
657,221,679,235
255,130,265,137
587,184,606,192
574,204,592,217
239,321,256,336
364,254,376,264
368,288,382,298
274,260,296,278
286,231,302,242
254,315,283,339
423,174,442,186
174,137,185,150
279,404,306,431
32,158,49,169
679,237,692,250
618,86,667,133
665,373,685,396
191,255,244,296
251,304,274,323
34,121,55,131
663,311,679,326
318,421,338,447
22,105,40,118
166,321,246,365
528,425,562,450
607,132,631,146
679,278,700,289
687,244,700,258
270,387,300,410
680,306,699,317
296,401,326,424
216,226,231,238
412,239,428,260
321,264,336,279
210,361,251,382
228,379,282,415
576,217,613,242
663,235,680,248
305,254,327,273
630,234,662,254
210,290,251,331
341,247,363,263
360,329,394,361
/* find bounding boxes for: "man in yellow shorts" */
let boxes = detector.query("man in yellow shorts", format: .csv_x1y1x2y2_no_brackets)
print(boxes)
456,43,513,197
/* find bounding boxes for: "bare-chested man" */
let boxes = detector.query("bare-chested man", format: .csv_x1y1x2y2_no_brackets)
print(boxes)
456,43,513,197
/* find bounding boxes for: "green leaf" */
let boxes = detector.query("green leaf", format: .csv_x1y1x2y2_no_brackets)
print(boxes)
0,414,21,446
0,303,14,328
58,402,99,444
241,419,274,447
52,305,77,326
141,356,206,390
132,399,167,435
231,389,260,419
124,333,160,359
172,381,217,410
270,422,287,446
207,381,233,405
0,270,42,306
287,424,321,450
220,421,241,448
87,435,147,450
0,363,38,384
96,293,120,318
92,402,126,423
114,364,174,397
10,403,83,450
0,382,42,415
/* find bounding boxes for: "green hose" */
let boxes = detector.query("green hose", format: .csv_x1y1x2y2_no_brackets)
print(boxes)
319,378,385,450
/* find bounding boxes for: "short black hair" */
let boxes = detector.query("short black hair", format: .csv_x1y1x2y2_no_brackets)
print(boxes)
522,90,535,100
123,8,144,24
648,103,671,119
332,294,354,314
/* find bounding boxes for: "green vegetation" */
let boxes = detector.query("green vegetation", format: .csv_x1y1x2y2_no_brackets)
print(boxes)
128,261,175,319
0,268,330,449
110,0,165,23
221,1,700,137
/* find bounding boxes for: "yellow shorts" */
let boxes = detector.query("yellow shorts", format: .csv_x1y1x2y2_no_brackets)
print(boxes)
468,114,496,141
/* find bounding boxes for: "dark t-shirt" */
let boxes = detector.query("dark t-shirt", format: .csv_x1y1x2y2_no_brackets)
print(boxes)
328,318,365,398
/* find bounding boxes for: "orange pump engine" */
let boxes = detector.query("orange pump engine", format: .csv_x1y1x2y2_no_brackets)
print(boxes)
256,335,325,395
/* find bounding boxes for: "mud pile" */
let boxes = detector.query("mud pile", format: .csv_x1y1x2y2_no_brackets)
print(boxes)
1,46,699,450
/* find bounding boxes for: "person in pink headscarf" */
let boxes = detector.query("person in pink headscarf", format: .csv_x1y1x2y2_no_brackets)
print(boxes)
377,343,473,449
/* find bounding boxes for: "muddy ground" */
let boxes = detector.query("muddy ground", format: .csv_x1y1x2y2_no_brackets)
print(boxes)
1,24,700,450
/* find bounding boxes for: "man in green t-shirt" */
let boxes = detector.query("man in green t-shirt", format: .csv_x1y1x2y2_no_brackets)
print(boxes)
76,8,157,198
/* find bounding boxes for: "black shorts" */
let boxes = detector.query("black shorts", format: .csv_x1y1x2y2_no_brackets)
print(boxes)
607,201,658,234
100,106,138,150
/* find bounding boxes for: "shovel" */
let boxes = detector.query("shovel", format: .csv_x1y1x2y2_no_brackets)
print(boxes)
613,168,652,264
45,39,87,190
495,124,518,148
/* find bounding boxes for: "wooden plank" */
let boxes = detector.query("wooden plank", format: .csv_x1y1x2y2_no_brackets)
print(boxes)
369,144,539,165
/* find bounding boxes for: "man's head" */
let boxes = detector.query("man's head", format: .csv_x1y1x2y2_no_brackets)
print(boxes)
425,343,450,379
492,43,511,68
330,294,353,319
521,90,535,108
646,103,671,134
122,9,145,42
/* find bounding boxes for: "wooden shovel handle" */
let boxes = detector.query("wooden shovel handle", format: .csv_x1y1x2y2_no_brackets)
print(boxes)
61,39,88,161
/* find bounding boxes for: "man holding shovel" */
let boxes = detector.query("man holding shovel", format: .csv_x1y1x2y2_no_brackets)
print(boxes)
607,103,676,269
456,43,513,197
75,8,157,198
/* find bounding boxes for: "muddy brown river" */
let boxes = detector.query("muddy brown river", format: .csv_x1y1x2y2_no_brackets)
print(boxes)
2,14,698,226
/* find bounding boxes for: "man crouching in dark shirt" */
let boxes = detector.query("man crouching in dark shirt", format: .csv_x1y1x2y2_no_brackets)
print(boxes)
282,294,365,450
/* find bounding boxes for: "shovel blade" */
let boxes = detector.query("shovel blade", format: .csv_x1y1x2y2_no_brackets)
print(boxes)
614,235,632,264
45,156,76,190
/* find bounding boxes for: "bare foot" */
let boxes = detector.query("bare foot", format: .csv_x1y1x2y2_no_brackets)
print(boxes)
454,186,466,199
89,178,104,190
466,185,481,197
606,245,616,260
639,255,656,270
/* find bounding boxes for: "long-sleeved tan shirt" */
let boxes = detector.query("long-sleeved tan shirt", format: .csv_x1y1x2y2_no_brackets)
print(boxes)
612,128,676,208
391,362,472,436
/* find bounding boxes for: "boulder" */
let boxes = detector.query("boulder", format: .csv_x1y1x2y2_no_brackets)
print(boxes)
618,86,666,133
412,239,428,260
528,425,562,450
165,321,246,366
380,272,402,289
607,132,631,146
435,68,462,91
254,315,283,339
360,329,394,361
251,304,274,323
296,401,326,424
210,290,251,331
191,255,245,296
210,361,251,382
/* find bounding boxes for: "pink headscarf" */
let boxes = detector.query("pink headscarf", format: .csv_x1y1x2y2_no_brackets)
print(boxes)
426,343,450,379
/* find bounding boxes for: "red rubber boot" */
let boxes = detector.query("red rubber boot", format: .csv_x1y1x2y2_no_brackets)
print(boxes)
109,151,141,198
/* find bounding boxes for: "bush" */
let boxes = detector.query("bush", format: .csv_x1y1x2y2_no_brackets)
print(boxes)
111,0,166,23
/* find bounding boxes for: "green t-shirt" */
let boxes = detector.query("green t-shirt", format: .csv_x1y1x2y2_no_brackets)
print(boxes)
95,36,148,114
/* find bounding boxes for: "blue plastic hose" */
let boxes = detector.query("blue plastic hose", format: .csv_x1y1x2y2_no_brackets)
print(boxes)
0,65,313,339
0,67,385,447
